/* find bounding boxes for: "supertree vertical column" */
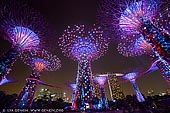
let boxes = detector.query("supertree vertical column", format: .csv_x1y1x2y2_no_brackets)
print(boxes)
0,0,56,85
69,84,77,109
59,24,108,110
98,0,170,84
117,72,145,102
15,49,61,108
94,75,108,109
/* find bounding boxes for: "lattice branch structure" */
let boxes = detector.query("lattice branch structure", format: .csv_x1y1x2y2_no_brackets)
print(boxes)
98,0,170,85
116,71,145,102
59,24,108,110
0,0,57,85
15,49,61,108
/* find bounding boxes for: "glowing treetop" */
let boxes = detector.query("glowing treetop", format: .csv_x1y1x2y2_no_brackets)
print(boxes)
118,0,160,34
59,24,108,61
1,0,56,51
21,49,61,72
119,0,169,57
94,76,108,86
98,0,170,85
122,72,140,82
16,49,61,108
116,0,170,84
8,26,40,50
0,1,57,86
118,0,169,55
59,24,108,110
99,0,169,57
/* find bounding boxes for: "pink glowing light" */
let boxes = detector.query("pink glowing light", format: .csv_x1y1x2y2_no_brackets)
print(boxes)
95,76,108,86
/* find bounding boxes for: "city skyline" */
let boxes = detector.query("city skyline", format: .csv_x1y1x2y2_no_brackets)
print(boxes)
0,0,169,100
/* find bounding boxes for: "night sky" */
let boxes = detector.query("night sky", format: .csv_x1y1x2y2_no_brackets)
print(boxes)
0,0,169,100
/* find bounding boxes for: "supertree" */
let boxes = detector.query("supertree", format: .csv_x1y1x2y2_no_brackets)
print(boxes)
69,84,77,109
117,30,170,84
59,24,108,110
115,61,158,102
14,49,61,108
94,75,108,109
98,0,170,85
0,0,56,85
117,71,145,102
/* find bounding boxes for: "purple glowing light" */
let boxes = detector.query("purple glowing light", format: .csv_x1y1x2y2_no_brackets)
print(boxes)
117,71,145,102
119,0,159,34
16,49,61,108
72,37,98,60
115,0,169,58
21,49,61,72
0,76,15,85
1,0,57,51
59,24,108,109
59,25,108,61
95,76,107,86
10,26,40,50
70,84,77,90
144,60,159,74
102,0,170,85
123,72,139,81
117,35,152,57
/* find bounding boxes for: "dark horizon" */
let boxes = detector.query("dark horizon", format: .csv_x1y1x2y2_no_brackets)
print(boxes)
0,0,169,100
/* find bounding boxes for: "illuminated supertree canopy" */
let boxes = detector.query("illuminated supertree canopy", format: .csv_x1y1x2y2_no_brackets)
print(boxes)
14,49,61,108
0,1,56,51
0,0,57,85
59,24,108,61
21,49,61,72
98,0,170,85
117,0,170,60
59,24,108,110
99,0,170,58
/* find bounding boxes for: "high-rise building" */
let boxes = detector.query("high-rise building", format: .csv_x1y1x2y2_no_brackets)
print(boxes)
108,75,125,100
36,88,52,101
94,82,101,99
148,89,155,96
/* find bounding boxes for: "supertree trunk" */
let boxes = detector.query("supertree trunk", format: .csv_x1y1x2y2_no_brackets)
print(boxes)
150,50,170,85
15,70,40,108
100,85,108,109
0,47,19,77
156,60,170,85
75,60,94,110
141,21,170,63
130,80,145,102
71,89,76,109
